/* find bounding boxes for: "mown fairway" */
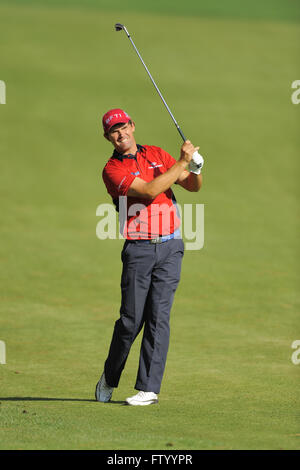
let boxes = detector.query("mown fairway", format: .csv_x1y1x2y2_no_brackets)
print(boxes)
0,0,299,450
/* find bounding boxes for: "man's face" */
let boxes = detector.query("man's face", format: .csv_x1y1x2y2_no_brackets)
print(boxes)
105,121,136,155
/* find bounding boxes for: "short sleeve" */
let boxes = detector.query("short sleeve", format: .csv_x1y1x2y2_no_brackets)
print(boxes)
102,164,136,198
158,147,177,170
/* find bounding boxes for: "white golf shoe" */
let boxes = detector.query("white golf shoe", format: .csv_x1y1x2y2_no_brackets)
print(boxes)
95,372,113,402
126,391,158,406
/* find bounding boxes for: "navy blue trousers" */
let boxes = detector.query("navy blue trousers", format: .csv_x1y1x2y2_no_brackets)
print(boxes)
104,238,184,394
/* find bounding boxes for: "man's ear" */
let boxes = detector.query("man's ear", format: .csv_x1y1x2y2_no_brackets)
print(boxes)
131,121,135,132
104,132,110,141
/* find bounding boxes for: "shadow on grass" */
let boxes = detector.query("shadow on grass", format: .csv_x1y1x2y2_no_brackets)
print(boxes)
0,397,126,405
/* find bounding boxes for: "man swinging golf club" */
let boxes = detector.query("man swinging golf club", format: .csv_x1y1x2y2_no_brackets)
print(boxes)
95,108,204,405
95,23,204,405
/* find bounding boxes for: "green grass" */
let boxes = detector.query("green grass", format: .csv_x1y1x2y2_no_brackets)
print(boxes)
0,1,299,450
3,0,300,22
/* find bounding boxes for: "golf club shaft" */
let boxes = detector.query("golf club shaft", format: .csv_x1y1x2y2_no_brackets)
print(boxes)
119,25,186,142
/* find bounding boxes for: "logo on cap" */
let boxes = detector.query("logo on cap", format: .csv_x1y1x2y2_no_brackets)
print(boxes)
102,109,131,133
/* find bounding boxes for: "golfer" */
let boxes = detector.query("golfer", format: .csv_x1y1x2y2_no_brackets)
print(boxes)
95,108,204,405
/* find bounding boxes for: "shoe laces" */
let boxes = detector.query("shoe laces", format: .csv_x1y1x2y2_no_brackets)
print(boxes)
136,391,155,398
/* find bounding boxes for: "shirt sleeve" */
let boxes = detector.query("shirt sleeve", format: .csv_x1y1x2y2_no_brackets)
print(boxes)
158,147,177,170
102,163,136,198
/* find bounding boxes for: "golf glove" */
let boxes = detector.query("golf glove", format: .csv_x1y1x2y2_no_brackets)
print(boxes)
189,151,204,175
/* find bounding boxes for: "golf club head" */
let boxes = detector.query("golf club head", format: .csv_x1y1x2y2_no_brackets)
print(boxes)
115,23,124,32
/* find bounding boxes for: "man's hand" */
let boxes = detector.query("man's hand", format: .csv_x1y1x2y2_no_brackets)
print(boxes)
179,140,199,166
189,151,204,175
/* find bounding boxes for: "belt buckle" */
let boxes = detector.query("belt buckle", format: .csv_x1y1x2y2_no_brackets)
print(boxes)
150,236,162,244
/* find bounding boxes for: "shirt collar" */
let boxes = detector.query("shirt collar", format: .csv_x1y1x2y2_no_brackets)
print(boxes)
111,144,145,161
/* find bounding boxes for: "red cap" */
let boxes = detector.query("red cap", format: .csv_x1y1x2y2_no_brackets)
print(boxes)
102,108,131,133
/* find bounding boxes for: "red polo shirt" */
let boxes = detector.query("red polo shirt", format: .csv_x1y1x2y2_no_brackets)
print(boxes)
102,144,181,239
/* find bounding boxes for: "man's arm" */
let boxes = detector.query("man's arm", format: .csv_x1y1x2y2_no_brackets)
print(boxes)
176,169,202,192
127,141,198,199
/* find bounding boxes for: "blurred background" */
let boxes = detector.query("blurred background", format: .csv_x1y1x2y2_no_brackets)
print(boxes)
0,0,299,450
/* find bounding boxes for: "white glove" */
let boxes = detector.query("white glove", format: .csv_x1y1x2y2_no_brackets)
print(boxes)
189,151,204,175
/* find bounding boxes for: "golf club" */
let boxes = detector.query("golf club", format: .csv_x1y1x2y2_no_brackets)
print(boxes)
114,23,187,142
